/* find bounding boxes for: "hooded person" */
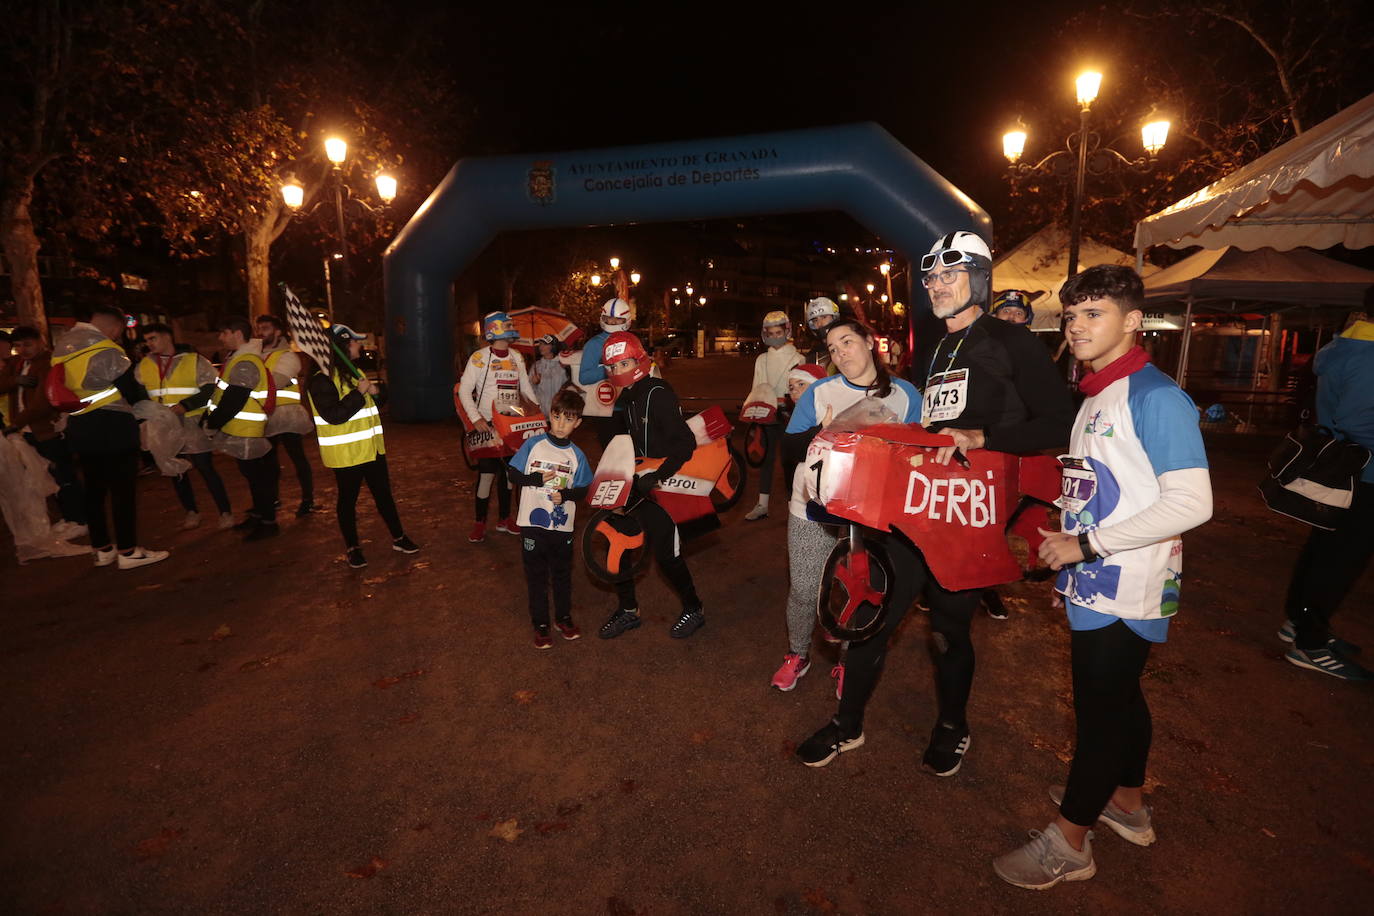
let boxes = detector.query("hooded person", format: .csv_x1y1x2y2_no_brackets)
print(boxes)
743,310,802,521
794,230,1075,777
456,310,539,542
595,330,706,641
578,297,635,447
307,324,419,569
50,304,169,568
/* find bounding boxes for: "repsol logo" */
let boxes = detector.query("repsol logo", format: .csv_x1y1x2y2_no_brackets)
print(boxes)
903,470,998,527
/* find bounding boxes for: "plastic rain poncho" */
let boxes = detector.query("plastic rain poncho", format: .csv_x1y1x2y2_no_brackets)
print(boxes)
0,434,92,564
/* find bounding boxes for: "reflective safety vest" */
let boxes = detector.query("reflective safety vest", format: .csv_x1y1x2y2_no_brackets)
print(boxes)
136,353,206,416
264,348,302,404
51,338,127,415
212,351,271,438
311,371,384,468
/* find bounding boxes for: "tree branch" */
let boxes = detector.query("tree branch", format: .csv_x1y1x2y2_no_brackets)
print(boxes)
1199,6,1304,133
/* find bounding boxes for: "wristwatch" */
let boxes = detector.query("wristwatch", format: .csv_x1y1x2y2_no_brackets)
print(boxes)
1077,530,1099,562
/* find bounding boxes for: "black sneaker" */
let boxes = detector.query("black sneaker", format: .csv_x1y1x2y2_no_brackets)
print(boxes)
232,514,260,531
599,609,642,640
669,607,705,639
922,723,971,777
392,535,420,554
243,522,280,542
796,719,865,767
296,502,316,518
346,547,367,569
984,590,1009,620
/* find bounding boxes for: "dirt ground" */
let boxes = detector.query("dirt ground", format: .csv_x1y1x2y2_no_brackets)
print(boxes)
2,353,1372,915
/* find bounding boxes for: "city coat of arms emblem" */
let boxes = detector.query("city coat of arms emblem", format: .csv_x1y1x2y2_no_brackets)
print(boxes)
527,161,555,205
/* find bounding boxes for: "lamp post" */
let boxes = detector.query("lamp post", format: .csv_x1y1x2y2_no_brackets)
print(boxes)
281,135,398,319
1002,70,1170,280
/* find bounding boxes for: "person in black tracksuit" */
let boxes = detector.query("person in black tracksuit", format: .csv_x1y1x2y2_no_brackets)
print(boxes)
596,331,705,640
796,230,1075,774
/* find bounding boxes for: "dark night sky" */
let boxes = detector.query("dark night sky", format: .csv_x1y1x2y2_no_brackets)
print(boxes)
443,2,1089,212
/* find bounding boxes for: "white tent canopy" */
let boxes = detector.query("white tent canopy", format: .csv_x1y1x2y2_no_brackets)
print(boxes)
1143,246,1374,306
993,224,1159,331
1135,92,1374,253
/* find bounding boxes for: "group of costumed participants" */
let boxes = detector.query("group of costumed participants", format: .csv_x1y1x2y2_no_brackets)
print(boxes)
451,227,1214,893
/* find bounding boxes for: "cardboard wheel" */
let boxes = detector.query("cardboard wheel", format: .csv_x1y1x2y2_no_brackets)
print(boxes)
581,509,653,584
744,424,767,468
818,534,894,642
711,441,747,512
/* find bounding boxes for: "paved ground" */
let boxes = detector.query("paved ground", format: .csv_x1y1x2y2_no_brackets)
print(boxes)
3,353,1372,914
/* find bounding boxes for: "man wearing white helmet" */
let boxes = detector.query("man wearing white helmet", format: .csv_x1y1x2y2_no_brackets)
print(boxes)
743,310,802,521
802,230,1074,779
800,297,841,369
579,297,635,447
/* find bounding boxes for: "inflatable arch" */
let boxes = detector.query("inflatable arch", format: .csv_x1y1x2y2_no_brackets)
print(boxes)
383,122,991,421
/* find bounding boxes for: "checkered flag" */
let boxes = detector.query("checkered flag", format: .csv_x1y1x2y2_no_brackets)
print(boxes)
280,283,336,375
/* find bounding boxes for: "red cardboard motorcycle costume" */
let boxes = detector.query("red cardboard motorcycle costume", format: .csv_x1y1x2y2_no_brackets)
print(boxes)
794,230,1075,775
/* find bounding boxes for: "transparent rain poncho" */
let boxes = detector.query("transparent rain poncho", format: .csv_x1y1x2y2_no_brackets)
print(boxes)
0,434,92,564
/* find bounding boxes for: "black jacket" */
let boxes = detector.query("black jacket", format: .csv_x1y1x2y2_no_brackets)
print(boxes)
616,376,695,483
909,312,1074,454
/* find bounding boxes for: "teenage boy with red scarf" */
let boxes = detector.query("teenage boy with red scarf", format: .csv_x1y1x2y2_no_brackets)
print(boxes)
993,265,1212,890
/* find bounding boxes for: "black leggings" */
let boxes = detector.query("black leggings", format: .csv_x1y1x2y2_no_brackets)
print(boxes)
334,454,404,549
78,449,139,551
836,533,982,734
756,423,783,498
475,456,512,521
615,498,700,612
1060,620,1154,827
1285,481,1374,650
172,452,231,514
271,433,314,504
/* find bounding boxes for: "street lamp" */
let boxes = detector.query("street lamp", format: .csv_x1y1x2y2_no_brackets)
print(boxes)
1002,69,1169,279
375,173,397,203
629,271,641,285
609,257,620,270
280,180,304,210
325,136,348,165
590,274,602,287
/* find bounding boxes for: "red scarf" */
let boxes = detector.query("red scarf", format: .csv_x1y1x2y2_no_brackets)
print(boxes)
1079,345,1150,396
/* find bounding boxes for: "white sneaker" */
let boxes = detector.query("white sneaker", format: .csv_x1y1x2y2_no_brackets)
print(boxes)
744,503,769,521
94,546,117,567
992,822,1096,890
117,547,170,570
181,511,201,531
217,512,236,530
52,521,89,540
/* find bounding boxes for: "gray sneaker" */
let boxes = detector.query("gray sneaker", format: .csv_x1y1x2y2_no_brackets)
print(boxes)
992,822,1096,890
1049,785,1156,846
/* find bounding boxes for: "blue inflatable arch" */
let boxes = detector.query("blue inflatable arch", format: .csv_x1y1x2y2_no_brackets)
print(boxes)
383,122,991,421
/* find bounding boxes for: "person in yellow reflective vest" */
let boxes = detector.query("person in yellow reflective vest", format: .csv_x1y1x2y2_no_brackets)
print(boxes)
306,324,418,569
256,314,316,517
136,323,233,531
205,316,279,541
50,304,169,569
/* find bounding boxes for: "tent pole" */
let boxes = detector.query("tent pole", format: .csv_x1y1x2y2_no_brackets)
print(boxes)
1176,295,1195,387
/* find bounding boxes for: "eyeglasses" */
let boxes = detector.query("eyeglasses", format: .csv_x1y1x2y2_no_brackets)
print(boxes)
919,249,969,272
921,268,969,288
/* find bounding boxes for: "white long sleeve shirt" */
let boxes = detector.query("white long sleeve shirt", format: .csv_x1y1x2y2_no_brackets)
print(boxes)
751,342,802,403
457,345,538,424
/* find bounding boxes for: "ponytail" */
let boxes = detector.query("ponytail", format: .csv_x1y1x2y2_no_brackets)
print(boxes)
825,318,892,399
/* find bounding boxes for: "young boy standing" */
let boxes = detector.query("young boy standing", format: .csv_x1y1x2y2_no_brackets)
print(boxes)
507,388,594,649
993,265,1213,890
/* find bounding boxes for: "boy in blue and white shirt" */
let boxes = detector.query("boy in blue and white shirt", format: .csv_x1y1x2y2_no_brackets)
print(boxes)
994,265,1212,890
507,388,594,649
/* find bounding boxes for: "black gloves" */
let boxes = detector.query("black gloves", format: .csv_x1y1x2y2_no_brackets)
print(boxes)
633,472,660,498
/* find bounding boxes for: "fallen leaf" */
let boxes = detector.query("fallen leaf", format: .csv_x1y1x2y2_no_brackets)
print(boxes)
211,624,232,641
397,712,420,724
513,689,536,706
239,652,288,672
690,730,713,745
345,856,387,879
373,669,426,689
363,576,386,585
134,827,185,861
136,584,162,591
1261,827,1276,838
410,560,431,570
556,802,582,818
488,818,523,843
412,823,431,832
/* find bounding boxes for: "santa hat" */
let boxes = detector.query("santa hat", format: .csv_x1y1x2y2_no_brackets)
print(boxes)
788,364,827,390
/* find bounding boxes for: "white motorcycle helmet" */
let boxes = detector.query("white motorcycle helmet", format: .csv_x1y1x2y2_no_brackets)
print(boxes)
599,297,634,333
804,297,840,334
921,230,993,313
